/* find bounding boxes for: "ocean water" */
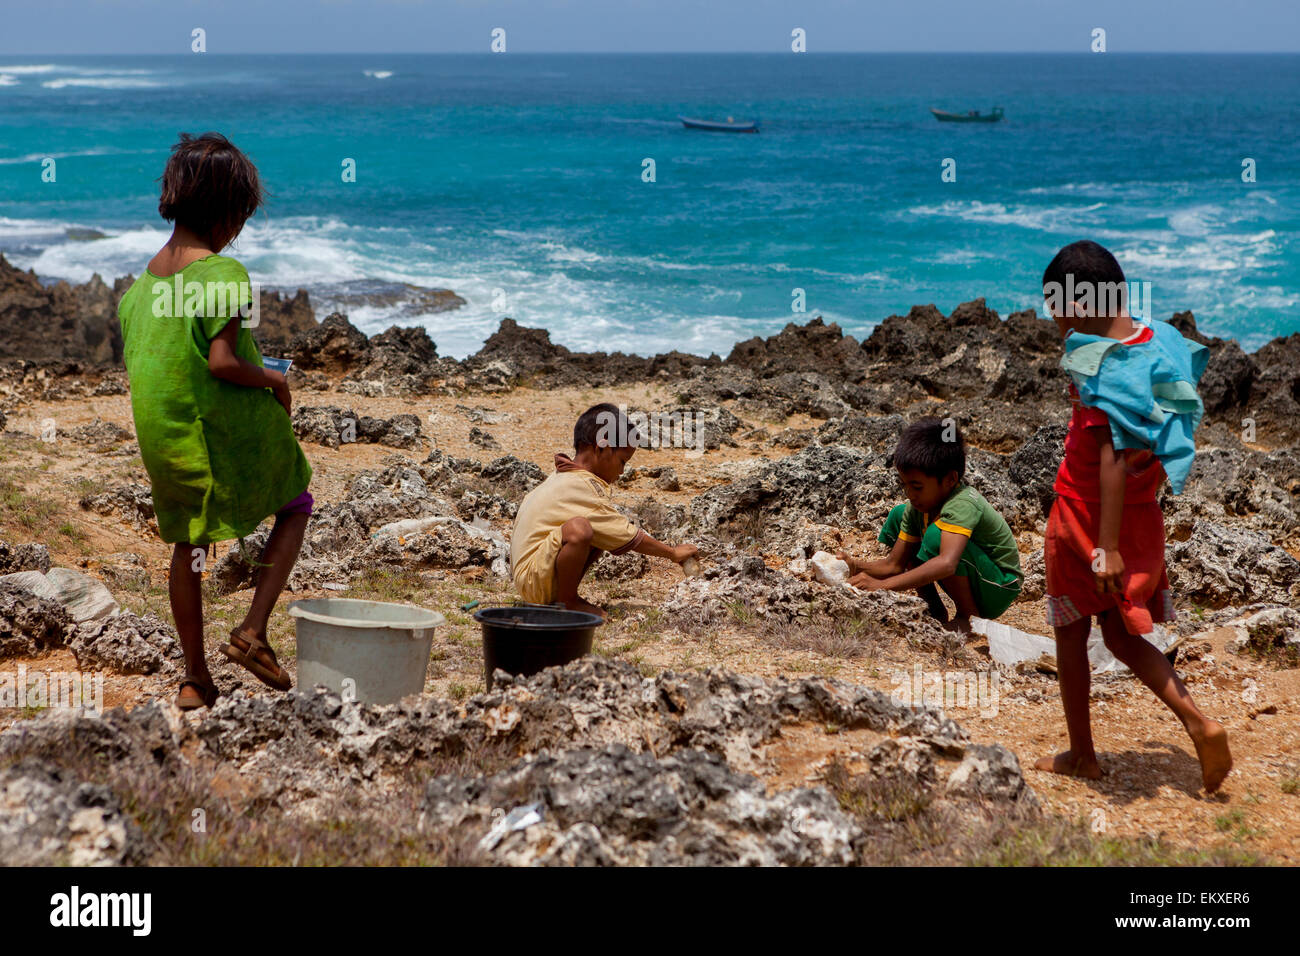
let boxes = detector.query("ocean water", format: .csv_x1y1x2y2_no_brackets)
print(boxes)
1,53,1298,357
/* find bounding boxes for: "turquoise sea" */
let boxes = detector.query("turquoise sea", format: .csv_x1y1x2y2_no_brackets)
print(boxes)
1,53,1297,357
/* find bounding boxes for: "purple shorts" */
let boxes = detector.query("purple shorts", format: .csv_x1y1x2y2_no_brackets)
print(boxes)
276,489,314,517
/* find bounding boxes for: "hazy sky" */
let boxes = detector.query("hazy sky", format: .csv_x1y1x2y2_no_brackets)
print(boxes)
5,0,1298,54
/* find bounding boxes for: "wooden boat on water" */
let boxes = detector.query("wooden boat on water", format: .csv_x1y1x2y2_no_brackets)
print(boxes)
679,115,759,133
931,106,1004,123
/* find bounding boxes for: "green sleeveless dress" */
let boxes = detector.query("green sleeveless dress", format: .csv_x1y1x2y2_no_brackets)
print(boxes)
118,254,311,545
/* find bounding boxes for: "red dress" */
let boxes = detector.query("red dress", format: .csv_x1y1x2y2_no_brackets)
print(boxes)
1045,325,1175,636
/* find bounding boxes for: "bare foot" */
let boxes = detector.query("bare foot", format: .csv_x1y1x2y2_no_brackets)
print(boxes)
1190,719,1232,793
564,597,607,621
1034,750,1102,779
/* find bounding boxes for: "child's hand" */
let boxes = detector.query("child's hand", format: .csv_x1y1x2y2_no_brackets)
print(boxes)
671,543,699,564
836,550,859,574
1094,548,1125,594
848,571,886,591
266,369,291,415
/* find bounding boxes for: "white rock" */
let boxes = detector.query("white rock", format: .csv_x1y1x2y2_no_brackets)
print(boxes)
44,568,120,623
373,516,443,537
1228,605,1300,652
0,568,119,623
808,551,850,587
372,515,511,578
0,570,58,601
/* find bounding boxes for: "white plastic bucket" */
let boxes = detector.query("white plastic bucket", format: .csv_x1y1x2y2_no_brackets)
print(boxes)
287,598,445,705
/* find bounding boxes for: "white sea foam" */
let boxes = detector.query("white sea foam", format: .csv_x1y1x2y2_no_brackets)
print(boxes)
2,63,155,76
905,199,1109,233
42,77,163,90
7,194,1290,361
1021,181,1182,202
905,197,1287,258
363,70,394,79
758,262,889,284
619,254,713,273
18,63,164,91
542,241,603,264
926,248,993,265
232,221,372,285
18,226,169,281
0,146,140,165
1117,242,1265,275
326,255,784,359
0,64,61,75
1169,207,1213,236
0,216,80,243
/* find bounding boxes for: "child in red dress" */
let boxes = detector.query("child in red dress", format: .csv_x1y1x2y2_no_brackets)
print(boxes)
1036,240,1231,793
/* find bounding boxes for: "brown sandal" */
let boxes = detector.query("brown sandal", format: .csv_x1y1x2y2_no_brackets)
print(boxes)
220,627,292,691
177,678,219,711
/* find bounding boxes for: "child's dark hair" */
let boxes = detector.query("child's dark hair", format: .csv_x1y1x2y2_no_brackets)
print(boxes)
158,132,264,246
574,403,642,452
1042,240,1126,298
892,417,966,479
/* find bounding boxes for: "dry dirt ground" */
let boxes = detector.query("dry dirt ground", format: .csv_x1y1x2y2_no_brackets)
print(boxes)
3,379,1297,864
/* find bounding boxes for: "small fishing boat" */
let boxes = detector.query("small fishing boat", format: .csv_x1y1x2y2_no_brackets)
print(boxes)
931,106,1004,123
679,115,759,133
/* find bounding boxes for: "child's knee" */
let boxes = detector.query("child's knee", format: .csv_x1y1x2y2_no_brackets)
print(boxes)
936,563,972,589
561,516,594,546
878,502,908,546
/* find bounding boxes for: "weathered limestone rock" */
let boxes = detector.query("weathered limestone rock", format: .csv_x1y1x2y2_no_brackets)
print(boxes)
68,612,183,676
78,482,155,531
423,745,864,866
1167,521,1300,608
0,541,50,575
0,568,118,625
1226,604,1300,655
0,582,73,658
0,761,138,865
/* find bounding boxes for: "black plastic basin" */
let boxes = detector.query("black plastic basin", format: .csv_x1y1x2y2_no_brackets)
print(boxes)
474,605,604,690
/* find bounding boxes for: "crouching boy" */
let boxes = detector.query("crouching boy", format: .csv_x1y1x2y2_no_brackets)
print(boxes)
839,418,1022,633
510,402,699,618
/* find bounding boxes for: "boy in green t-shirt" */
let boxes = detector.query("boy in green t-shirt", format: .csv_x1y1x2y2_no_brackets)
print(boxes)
838,418,1023,634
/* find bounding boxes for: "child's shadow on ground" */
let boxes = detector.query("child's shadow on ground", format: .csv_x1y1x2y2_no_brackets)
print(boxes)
1075,742,1218,802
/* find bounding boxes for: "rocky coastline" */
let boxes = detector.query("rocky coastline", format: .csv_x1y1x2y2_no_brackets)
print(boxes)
0,254,1297,865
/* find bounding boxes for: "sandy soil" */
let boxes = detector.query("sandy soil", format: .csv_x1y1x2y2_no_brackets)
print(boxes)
2,379,1297,863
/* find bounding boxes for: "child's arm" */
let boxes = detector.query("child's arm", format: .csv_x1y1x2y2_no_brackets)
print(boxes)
1093,426,1127,594
840,536,919,579
850,532,968,592
208,318,291,413
632,534,698,565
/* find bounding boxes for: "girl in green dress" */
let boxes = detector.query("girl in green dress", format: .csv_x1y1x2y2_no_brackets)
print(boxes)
118,132,313,710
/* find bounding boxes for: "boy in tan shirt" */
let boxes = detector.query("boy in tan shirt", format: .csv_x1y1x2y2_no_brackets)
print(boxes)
511,403,698,618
